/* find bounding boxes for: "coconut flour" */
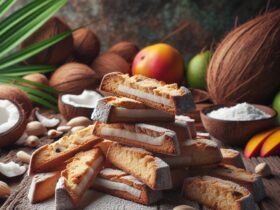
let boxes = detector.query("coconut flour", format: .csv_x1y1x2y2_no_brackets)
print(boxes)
207,103,271,121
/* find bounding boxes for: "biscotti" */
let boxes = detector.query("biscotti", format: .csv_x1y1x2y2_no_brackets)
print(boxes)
175,115,196,139
99,72,195,115
208,164,265,202
57,148,105,207
106,143,172,190
91,96,174,123
92,168,162,205
161,139,222,168
93,121,180,155
221,148,245,169
28,171,60,203
29,125,102,174
183,176,257,210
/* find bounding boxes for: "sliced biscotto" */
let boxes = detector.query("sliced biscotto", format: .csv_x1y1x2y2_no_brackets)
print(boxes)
91,96,174,123
106,143,172,190
93,121,180,155
28,171,61,204
29,125,102,174
183,176,257,210
99,72,195,115
57,148,105,207
161,139,222,168
92,168,163,205
221,148,245,168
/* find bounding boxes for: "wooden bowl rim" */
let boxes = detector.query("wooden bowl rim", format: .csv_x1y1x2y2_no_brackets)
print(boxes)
201,103,277,123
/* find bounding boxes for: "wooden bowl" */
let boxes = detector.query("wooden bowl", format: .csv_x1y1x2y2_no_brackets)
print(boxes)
189,88,210,103
200,104,277,145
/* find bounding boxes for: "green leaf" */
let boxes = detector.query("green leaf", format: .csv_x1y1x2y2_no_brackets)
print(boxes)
0,0,67,58
0,30,72,69
0,65,56,76
0,0,16,18
27,94,58,112
0,0,53,36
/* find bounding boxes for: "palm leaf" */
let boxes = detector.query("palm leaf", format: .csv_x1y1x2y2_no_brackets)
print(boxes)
0,0,67,58
0,0,16,18
27,94,58,112
0,65,56,76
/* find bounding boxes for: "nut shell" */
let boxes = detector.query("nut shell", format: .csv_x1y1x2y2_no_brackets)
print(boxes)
108,41,139,64
22,73,49,88
73,28,100,64
22,17,73,65
91,53,130,79
49,62,99,93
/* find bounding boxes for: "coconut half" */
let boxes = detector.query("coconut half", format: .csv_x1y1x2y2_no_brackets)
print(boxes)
0,99,27,148
34,109,60,128
58,90,103,120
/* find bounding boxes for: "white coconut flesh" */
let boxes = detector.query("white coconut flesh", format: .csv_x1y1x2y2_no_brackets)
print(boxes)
61,90,103,108
0,99,20,133
35,110,60,128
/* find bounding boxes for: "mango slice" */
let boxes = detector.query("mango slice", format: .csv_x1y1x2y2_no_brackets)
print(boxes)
261,129,280,157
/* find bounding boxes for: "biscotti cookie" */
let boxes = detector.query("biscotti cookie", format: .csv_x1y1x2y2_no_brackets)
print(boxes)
221,148,245,168
183,176,257,210
28,171,60,203
29,125,102,174
92,168,163,205
91,96,174,123
99,72,195,115
56,148,105,208
161,139,222,168
175,115,196,139
93,121,180,155
208,164,265,202
107,143,172,190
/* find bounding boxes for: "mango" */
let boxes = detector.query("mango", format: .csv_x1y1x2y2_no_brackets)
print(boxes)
244,128,278,158
260,129,280,157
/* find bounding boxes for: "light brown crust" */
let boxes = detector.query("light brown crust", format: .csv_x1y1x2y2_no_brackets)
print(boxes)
221,148,245,169
183,176,257,210
161,139,222,168
99,72,195,115
91,96,174,123
106,143,172,190
29,125,103,174
61,148,105,205
93,121,180,155
92,168,162,205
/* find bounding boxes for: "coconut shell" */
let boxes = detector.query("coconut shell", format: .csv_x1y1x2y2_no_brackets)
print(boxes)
0,99,27,148
207,10,280,104
91,53,130,79
22,17,73,65
108,41,139,64
22,73,49,88
49,62,99,93
58,94,93,120
0,85,32,117
73,28,100,64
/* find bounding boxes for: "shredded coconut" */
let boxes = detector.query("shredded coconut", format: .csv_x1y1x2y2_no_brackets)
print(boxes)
207,103,270,121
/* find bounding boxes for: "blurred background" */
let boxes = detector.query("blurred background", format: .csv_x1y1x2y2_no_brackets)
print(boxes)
14,0,280,59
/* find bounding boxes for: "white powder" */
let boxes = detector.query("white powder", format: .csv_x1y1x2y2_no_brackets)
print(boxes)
207,103,271,121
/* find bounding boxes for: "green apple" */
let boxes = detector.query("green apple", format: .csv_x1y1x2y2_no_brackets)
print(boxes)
186,50,211,90
272,91,280,125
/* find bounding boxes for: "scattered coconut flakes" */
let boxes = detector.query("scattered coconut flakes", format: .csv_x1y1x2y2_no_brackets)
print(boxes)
0,161,26,177
35,109,60,128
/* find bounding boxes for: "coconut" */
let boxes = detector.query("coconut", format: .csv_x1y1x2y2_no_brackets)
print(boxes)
91,53,130,79
22,73,49,88
207,10,280,104
49,62,99,93
73,28,100,64
21,17,73,65
0,99,27,148
0,85,32,117
108,41,139,64
58,90,103,120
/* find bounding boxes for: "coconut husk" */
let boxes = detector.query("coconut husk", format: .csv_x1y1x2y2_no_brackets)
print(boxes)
108,41,139,64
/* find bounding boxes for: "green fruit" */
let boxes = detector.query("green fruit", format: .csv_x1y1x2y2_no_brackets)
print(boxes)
186,50,211,90
272,91,280,125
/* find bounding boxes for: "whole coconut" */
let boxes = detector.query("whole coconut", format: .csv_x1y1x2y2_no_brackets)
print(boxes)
23,73,49,88
108,41,139,64
22,17,73,65
73,28,100,64
207,10,280,104
49,62,99,93
0,85,32,117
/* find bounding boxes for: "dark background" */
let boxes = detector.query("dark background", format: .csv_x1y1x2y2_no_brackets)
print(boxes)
15,0,280,60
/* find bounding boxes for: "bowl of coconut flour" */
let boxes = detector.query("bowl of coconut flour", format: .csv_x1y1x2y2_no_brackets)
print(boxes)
201,103,277,145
